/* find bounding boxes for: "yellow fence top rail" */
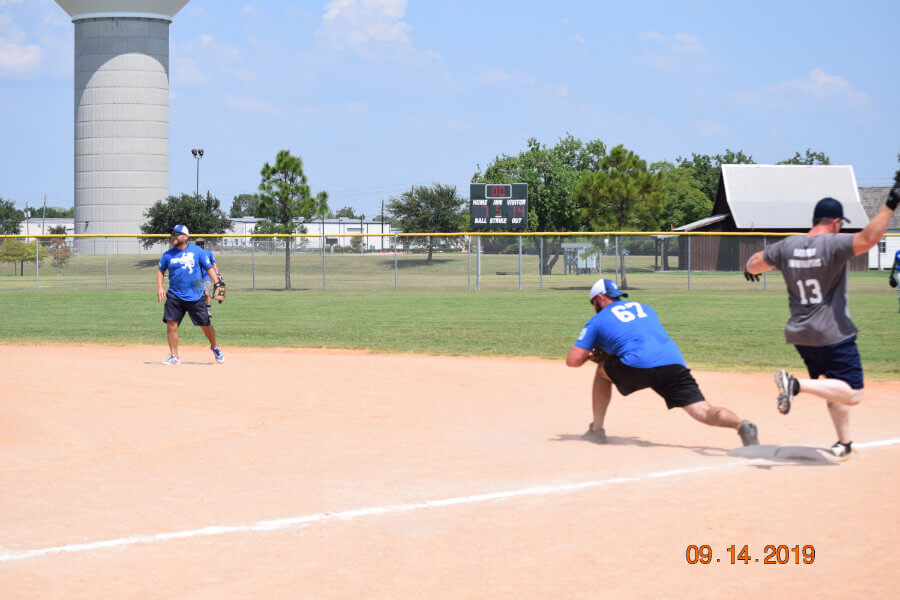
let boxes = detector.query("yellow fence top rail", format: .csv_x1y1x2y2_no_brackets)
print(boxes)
2,231,900,239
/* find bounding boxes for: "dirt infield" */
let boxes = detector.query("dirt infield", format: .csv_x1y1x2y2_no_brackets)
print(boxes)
1,344,898,599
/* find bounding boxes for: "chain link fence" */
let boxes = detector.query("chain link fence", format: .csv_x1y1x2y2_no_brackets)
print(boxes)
1,232,894,294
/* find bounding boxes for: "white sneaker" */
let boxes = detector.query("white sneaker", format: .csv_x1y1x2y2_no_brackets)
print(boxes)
162,355,180,366
212,347,224,363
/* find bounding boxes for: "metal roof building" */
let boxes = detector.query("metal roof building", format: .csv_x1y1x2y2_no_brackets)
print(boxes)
858,186,899,270
675,165,870,271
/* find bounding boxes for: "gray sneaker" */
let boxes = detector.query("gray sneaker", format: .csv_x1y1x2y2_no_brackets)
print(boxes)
738,420,759,446
774,369,795,415
161,355,180,366
582,423,607,444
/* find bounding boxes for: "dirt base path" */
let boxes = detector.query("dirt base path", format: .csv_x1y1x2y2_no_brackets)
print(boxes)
1,344,898,599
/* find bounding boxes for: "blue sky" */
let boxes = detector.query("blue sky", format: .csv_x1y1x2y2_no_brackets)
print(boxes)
1,0,898,217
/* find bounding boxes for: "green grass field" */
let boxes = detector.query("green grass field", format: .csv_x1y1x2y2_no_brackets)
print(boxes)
3,248,896,294
1,287,897,378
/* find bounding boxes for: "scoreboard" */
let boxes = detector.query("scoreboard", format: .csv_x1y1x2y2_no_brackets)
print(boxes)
469,183,528,230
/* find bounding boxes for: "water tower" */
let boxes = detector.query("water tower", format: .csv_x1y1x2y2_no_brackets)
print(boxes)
54,1,190,253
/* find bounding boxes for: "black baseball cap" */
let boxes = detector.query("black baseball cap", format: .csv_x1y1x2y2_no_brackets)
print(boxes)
813,197,850,223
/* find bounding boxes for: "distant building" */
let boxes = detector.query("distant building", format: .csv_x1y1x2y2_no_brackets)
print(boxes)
858,187,899,270
17,218,75,237
222,217,394,251
674,165,869,271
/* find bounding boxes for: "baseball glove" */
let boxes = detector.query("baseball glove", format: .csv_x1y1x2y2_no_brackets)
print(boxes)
588,348,608,364
212,277,226,303
890,276,897,289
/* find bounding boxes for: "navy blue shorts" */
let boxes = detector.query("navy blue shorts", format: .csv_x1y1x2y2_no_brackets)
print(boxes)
163,292,211,326
603,356,705,409
794,336,864,390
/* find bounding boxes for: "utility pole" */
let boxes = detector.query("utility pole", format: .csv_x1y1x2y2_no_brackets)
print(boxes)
41,195,47,235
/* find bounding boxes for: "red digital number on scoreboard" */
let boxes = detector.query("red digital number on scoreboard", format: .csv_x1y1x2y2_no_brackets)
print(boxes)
485,184,512,199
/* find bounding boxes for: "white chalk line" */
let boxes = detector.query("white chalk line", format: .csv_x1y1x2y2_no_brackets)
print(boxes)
2,437,898,565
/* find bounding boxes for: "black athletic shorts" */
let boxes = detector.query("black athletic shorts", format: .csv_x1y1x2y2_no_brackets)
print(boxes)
603,356,705,409
163,292,211,326
795,336,864,390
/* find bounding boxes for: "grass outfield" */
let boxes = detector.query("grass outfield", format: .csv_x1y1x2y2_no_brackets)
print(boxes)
0,288,897,379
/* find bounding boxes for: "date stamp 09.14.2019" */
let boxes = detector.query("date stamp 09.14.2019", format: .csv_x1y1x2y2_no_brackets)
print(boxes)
685,545,815,565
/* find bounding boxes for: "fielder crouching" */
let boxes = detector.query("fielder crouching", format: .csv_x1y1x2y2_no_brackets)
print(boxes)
566,278,759,447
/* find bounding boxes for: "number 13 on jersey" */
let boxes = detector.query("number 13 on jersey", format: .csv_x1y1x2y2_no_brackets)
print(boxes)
795,279,823,305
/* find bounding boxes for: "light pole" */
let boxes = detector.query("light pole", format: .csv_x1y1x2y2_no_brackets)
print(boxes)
191,148,204,196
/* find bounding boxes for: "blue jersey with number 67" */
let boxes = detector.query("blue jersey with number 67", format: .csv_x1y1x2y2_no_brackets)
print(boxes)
574,300,685,369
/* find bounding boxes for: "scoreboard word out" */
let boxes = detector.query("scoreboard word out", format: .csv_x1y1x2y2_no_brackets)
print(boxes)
469,183,528,230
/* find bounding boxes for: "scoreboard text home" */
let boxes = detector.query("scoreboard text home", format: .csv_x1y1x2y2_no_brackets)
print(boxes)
469,183,528,230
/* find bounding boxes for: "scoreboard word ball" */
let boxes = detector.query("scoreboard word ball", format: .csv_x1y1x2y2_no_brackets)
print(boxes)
470,183,528,230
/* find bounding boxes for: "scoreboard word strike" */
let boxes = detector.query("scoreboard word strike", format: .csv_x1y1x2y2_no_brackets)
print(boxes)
469,183,528,230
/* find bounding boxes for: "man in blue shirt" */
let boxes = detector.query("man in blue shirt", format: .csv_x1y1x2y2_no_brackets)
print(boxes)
195,239,219,317
890,248,900,312
566,279,758,446
156,225,225,365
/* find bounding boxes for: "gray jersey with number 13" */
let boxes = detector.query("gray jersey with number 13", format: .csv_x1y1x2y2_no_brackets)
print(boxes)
763,233,856,347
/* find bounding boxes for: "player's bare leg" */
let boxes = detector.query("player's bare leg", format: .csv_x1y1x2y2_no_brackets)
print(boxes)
797,378,863,407
581,366,611,442
591,366,612,431
199,324,218,350
166,321,179,358
826,401,852,444
681,401,742,429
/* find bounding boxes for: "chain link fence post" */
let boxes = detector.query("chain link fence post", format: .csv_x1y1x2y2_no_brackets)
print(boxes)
763,236,767,292
105,237,109,292
251,236,256,291
467,235,471,291
614,235,619,286
321,221,326,292
394,233,398,291
539,236,544,290
476,235,481,291
518,235,523,291
35,238,39,291
687,235,691,291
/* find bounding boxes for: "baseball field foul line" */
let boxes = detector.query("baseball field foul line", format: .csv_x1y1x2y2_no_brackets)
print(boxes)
1,437,898,565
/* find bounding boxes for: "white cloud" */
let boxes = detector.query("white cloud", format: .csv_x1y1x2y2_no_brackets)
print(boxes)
316,0,439,63
0,14,40,75
573,34,584,44
0,36,40,73
172,33,254,87
630,31,709,72
482,68,513,84
0,1,24,6
320,0,411,49
555,85,568,97
732,68,870,108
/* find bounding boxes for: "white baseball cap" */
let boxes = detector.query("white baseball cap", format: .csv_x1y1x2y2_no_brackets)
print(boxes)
589,278,628,300
171,224,190,236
